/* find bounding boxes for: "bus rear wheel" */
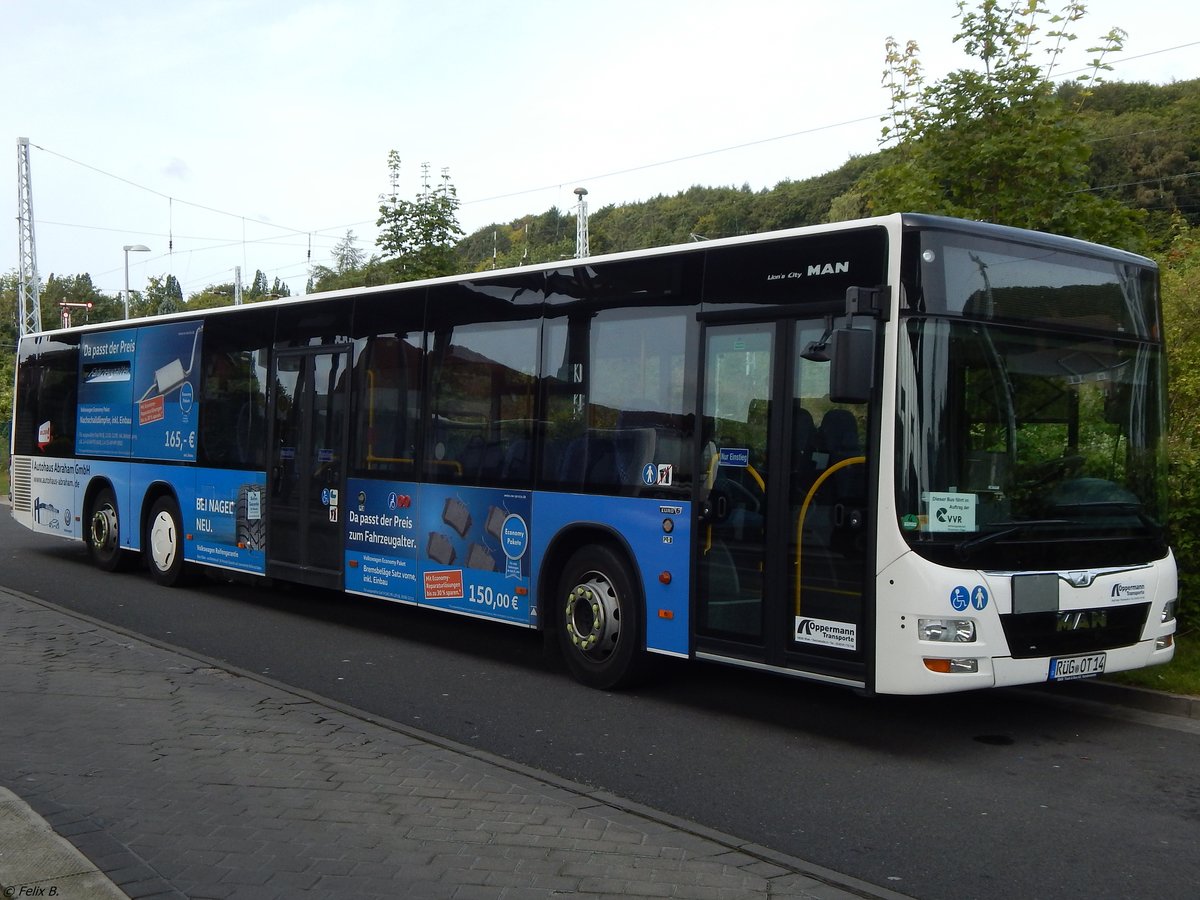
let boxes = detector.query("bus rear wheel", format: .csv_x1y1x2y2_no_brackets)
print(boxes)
146,495,188,586
86,486,128,572
556,544,646,690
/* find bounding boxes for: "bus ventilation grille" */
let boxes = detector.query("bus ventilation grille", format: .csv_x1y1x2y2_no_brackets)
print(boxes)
11,457,33,513
1000,603,1149,659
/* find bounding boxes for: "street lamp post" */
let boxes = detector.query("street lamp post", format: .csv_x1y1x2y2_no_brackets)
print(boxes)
123,244,150,319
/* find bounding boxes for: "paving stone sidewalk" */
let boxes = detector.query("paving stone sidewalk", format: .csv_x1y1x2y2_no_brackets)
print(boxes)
0,587,904,900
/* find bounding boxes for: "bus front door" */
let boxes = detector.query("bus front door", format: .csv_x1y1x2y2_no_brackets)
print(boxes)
697,319,870,685
267,346,350,589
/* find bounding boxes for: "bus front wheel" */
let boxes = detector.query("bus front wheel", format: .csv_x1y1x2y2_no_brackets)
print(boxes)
556,544,646,690
86,487,128,572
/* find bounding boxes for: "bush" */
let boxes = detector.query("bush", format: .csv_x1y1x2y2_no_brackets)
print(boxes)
1168,457,1200,630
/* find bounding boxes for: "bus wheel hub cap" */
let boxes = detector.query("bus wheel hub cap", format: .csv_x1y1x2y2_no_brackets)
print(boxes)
565,575,620,656
91,507,117,550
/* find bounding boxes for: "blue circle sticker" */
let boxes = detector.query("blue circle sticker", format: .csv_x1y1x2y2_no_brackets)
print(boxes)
500,514,529,560
950,585,970,612
642,463,658,486
971,585,989,610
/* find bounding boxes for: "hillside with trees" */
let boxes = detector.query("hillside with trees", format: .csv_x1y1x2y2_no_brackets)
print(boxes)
453,78,1199,270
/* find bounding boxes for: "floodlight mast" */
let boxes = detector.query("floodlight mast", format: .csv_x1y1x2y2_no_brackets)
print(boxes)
123,244,151,319
17,137,42,335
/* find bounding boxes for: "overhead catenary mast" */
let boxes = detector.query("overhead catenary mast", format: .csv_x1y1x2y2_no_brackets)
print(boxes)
574,187,589,259
16,137,42,335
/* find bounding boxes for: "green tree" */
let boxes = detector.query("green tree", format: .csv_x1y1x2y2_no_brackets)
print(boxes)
38,273,121,328
1157,221,1200,626
376,153,464,282
186,282,236,310
133,274,184,317
1,272,17,453
246,269,270,300
332,230,365,274
859,0,1144,248
1067,79,1200,245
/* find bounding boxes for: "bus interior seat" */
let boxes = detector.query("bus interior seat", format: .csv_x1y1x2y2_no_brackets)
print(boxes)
817,408,864,497
791,403,818,487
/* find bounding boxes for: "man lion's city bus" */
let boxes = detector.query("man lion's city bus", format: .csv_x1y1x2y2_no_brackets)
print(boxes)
8,214,1177,693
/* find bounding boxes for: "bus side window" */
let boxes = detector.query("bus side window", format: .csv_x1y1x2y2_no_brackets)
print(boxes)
14,337,79,458
351,334,417,477
425,321,538,488
198,311,272,470
540,305,693,496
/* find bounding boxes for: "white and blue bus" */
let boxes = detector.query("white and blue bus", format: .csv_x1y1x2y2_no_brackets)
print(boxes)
8,213,1177,693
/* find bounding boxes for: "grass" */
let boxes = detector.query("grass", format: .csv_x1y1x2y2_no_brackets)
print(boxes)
1106,628,1200,697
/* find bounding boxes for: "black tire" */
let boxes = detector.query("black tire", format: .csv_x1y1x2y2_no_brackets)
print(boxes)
146,495,189,586
235,484,266,551
556,543,647,690
86,486,129,572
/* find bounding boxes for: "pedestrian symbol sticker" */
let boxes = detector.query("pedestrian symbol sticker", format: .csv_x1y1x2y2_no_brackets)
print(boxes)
641,463,674,487
971,585,989,610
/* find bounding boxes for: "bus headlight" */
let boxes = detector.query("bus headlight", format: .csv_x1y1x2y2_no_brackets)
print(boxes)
1162,600,1177,624
918,618,976,643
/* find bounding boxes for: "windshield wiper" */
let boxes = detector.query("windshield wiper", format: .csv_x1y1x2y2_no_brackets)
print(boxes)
954,519,1072,559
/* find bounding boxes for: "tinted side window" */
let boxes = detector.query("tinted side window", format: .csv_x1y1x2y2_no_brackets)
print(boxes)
198,309,273,469
350,292,425,479
14,335,80,458
542,256,699,496
424,277,543,487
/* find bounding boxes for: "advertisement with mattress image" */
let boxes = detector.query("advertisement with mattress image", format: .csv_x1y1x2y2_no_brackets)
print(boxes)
345,479,533,625
77,321,203,462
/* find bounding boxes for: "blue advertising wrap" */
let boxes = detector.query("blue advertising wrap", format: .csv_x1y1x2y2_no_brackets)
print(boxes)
346,479,533,626
189,470,267,574
77,328,137,457
530,492,691,658
78,321,203,462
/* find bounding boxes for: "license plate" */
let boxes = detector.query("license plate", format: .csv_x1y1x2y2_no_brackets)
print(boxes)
1048,652,1106,681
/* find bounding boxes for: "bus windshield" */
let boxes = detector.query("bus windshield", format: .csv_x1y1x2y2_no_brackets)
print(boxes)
895,231,1169,571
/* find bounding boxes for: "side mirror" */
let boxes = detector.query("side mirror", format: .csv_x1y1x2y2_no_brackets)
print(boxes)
828,327,874,404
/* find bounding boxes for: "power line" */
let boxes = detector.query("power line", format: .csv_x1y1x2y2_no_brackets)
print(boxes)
20,37,1200,295
32,143,316,238
463,115,883,206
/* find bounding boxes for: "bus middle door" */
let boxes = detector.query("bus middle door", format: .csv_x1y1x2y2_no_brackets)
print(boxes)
267,345,351,589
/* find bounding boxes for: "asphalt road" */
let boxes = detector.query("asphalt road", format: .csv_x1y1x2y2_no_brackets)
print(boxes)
3,511,1198,899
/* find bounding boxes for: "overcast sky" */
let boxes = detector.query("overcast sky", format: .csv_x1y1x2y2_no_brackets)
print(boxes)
4,0,1197,299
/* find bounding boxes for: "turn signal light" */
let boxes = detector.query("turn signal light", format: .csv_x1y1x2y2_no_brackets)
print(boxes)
923,657,979,674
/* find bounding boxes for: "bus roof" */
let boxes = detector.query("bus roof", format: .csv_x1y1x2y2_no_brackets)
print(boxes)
24,212,1155,339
